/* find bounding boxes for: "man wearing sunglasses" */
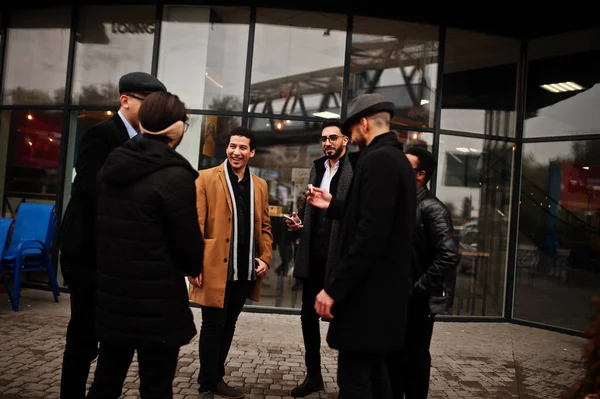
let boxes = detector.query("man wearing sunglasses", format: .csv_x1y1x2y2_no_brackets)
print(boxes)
285,119,356,397
58,72,166,399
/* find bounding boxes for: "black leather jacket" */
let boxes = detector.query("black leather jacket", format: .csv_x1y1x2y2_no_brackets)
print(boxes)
412,186,460,308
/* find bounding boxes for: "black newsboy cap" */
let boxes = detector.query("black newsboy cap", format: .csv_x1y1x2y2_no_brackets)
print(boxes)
119,72,166,94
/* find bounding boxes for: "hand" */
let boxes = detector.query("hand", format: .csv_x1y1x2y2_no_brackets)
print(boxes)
255,258,269,277
188,274,203,288
285,212,303,231
315,289,335,319
306,187,333,209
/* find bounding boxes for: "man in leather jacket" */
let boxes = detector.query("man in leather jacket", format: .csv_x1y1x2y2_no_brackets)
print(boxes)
386,146,460,399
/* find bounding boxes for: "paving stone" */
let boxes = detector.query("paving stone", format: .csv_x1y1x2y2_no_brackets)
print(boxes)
0,288,586,398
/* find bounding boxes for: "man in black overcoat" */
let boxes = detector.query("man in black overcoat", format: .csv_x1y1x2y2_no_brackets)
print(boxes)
309,93,416,399
58,72,166,399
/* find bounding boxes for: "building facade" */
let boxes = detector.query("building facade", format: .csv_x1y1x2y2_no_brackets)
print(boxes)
0,4,598,335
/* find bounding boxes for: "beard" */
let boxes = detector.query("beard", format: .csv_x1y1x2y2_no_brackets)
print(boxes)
324,146,343,159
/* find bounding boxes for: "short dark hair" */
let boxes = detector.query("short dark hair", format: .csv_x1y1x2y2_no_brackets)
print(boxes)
138,91,188,132
227,127,256,150
405,146,436,184
321,119,343,132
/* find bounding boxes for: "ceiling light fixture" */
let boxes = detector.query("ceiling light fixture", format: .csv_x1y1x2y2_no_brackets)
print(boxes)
540,81,584,93
313,111,340,119
205,72,224,89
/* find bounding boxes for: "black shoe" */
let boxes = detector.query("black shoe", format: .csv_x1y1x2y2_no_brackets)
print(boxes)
214,379,245,398
200,392,214,399
290,376,324,397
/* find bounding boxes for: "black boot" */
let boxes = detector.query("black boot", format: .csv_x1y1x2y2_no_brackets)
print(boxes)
290,375,324,397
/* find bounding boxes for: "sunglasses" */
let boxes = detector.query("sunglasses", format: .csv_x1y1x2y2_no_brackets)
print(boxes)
320,135,340,143
126,93,146,101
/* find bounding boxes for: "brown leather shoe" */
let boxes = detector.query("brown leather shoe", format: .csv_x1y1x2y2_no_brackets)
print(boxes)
214,379,245,399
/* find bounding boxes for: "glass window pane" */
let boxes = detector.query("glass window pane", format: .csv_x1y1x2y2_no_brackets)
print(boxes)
2,8,71,105
158,6,249,111
250,9,347,118
514,141,600,330
243,118,343,308
524,27,600,138
436,135,514,316
350,17,439,129
174,114,203,169
197,114,243,170
0,110,63,218
396,130,433,152
71,6,156,106
441,29,518,136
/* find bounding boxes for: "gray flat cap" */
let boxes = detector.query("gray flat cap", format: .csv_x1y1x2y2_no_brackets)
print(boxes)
342,93,395,135
119,72,166,94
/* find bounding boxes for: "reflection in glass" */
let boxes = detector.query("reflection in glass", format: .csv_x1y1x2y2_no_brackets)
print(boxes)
514,141,600,330
524,27,600,138
2,8,71,105
396,130,433,152
441,29,518,136
250,9,347,118
436,135,513,316
237,118,335,308
175,115,204,169
71,6,155,106
158,6,249,111
198,114,243,170
0,110,63,218
350,17,438,128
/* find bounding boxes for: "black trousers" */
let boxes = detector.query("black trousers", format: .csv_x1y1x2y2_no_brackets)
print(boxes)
337,351,392,399
299,260,326,378
60,254,99,399
386,297,435,399
198,280,253,391
87,342,180,399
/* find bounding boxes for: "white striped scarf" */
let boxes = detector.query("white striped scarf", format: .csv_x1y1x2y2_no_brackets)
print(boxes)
223,159,255,281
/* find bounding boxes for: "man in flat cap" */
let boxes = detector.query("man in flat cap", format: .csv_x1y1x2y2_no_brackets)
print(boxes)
58,71,166,399
307,93,416,398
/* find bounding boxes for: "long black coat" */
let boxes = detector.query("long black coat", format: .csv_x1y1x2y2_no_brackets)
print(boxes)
324,132,416,353
58,115,130,266
95,136,203,348
293,154,355,280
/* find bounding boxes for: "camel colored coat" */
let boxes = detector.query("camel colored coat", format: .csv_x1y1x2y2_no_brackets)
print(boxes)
189,163,273,308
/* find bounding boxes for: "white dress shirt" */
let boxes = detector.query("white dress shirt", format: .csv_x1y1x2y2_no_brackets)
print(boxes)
118,110,139,139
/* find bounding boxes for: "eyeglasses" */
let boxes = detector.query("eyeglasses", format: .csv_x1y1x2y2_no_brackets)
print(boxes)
126,93,146,101
320,135,340,143
184,121,190,133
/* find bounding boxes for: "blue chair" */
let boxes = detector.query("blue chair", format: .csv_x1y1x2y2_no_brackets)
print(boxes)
0,203,60,311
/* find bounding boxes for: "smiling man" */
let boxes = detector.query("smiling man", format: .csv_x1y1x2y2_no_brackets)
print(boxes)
189,127,273,399
285,119,356,397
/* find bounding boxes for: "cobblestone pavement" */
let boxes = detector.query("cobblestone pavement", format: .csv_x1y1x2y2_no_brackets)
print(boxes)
0,289,587,399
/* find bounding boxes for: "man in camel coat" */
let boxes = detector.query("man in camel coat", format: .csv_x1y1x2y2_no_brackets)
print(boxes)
189,127,273,399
